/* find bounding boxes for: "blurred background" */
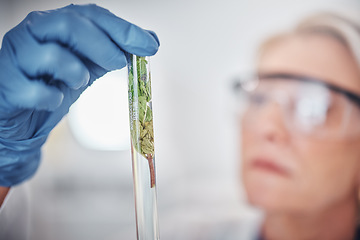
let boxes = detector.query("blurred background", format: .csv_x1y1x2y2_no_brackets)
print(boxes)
0,0,359,239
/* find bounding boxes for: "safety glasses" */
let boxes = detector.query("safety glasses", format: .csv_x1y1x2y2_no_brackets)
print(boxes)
236,73,360,139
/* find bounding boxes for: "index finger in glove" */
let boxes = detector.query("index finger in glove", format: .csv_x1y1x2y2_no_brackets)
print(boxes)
25,9,127,71
28,4,160,58
65,4,160,56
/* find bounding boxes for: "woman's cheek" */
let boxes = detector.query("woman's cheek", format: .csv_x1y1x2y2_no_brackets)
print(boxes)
294,138,360,208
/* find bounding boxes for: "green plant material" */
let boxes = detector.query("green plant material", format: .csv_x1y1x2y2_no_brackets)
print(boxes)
128,55,155,187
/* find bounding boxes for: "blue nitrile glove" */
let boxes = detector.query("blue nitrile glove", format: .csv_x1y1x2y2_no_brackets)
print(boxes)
0,4,160,186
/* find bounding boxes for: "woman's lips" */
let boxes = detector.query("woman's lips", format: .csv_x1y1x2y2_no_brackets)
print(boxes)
251,158,290,177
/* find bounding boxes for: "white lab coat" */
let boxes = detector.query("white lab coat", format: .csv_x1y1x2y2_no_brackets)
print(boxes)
0,184,30,240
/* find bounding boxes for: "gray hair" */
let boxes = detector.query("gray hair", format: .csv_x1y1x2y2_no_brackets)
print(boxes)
258,11,360,71
295,12,360,69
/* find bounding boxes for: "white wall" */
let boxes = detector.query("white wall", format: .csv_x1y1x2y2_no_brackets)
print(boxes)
1,0,359,239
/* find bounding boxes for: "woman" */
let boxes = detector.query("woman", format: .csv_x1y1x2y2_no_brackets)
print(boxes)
240,12,360,240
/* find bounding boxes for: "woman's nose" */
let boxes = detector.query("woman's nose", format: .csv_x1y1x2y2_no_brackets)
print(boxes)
244,102,290,144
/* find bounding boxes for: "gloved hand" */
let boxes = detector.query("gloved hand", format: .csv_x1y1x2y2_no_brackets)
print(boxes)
0,4,160,186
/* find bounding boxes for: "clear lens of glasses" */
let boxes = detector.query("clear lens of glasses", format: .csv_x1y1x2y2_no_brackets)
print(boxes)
239,77,360,139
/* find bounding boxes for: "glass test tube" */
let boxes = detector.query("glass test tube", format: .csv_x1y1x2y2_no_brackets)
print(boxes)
127,55,160,240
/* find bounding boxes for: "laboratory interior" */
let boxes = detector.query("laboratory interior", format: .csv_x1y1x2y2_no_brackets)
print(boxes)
0,0,360,239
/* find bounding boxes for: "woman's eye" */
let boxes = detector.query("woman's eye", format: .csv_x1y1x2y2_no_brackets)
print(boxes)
294,97,330,124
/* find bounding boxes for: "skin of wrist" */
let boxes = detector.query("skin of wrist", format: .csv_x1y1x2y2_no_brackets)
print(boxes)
0,186,10,207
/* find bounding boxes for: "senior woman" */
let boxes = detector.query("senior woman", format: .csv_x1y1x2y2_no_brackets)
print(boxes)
239,12,360,240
